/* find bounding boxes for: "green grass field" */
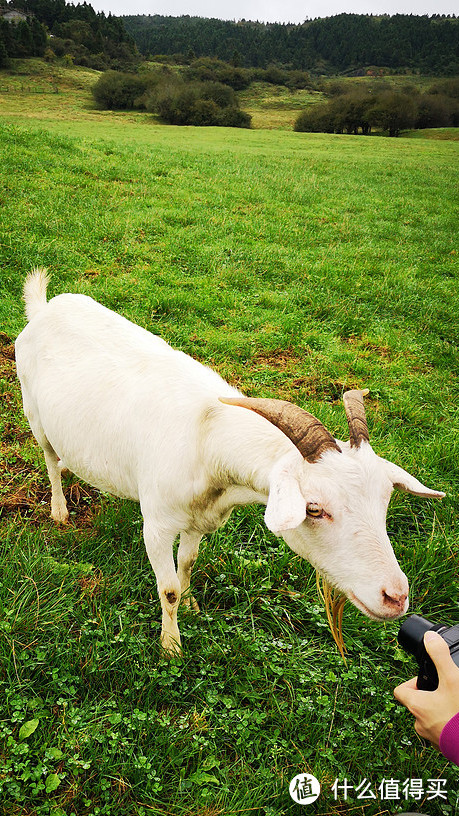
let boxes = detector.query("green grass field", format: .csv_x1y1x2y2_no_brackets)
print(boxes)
0,59,459,816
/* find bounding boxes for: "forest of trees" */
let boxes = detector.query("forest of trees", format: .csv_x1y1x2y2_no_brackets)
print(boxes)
1,6,458,76
123,13,459,75
0,0,139,68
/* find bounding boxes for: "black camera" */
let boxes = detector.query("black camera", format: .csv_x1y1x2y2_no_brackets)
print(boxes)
398,614,459,691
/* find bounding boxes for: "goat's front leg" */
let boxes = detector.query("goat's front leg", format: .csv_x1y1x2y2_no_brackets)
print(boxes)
177,531,201,612
143,519,182,656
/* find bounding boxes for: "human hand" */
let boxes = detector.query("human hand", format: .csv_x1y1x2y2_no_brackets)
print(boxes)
394,630,459,748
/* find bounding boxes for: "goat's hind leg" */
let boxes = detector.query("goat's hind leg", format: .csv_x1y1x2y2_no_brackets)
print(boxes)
177,531,201,613
43,443,69,524
20,392,68,524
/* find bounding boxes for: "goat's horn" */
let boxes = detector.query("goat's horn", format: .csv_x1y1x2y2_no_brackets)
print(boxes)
219,397,341,463
343,389,370,448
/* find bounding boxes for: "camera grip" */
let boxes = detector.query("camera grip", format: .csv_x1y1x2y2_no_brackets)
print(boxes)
417,654,439,691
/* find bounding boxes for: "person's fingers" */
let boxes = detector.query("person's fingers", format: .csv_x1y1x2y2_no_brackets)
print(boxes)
424,630,457,684
394,677,419,708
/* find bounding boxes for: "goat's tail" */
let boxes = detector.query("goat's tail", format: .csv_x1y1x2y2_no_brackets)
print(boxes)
23,267,50,322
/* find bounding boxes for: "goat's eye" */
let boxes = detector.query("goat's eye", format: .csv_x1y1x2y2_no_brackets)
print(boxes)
306,503,323,518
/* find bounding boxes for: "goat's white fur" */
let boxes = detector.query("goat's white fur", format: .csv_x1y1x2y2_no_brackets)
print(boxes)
15,270,444,653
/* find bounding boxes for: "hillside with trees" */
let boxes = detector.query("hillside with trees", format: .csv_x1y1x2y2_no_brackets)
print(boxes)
0,0,139,68
123,13,459,75
0,8,47,64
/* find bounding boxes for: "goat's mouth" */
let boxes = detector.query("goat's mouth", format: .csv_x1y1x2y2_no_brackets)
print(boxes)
349,592,405,621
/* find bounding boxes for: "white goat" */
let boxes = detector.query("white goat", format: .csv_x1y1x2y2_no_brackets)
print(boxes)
15,270,444,653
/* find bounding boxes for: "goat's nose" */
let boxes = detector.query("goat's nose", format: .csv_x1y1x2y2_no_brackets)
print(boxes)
382,589,408,614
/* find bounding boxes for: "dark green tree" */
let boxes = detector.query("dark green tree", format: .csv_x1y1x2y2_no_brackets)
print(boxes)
367,91,417,136
31,16,47,55
0,32,9,67
92,71,147,109
15,20,34,57
415,93,452,127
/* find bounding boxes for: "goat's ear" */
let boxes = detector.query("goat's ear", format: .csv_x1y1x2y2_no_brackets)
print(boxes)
264,452,306,533
384,460,445,499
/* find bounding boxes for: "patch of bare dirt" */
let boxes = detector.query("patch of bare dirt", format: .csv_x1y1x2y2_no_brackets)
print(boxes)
252,346,307,369
0,339,15,363
77,569,104,597
0,331,16,378
250,349,361,403
342,333,393,360
0,473,102,528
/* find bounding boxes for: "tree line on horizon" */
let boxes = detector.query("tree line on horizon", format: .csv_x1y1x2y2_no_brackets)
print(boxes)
1,3,458,76
123,13,459,75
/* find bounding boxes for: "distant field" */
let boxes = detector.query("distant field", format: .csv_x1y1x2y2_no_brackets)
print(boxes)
0,59,153,127
2,59,458,134
237,83,324,130
0,59,459,816
0,59,320,129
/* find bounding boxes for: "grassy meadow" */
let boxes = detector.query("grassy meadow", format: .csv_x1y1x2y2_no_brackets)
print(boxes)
0,59,459,816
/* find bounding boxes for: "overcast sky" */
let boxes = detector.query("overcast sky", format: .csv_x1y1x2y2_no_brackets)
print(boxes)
90,0,458,25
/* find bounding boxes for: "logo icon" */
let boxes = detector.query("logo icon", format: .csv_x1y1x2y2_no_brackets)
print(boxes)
289,773,321,805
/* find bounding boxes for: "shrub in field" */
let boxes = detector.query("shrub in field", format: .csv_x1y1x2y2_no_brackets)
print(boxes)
330,91,373,134
283,69,312,90
261,64,286,86
414,93,455,129
184,97,221,126
152,83,202,124
366,91,417,136
93,70,251,127
295,92,374,134
249,65,312,89
320,79,348,97
218,106,252,127
428,76,459,99
199,80,237,108
146,78,251,127
92,70,148,109
295,85,459,136
185,57,251,90
294,104,335,133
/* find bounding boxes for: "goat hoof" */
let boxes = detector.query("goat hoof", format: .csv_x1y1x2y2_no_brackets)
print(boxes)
181,595,200,613
51,507,69,525
160,632,182,658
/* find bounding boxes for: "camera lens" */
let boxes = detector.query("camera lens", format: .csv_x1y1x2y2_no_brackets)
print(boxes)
398,615,434,658
398,615,446,660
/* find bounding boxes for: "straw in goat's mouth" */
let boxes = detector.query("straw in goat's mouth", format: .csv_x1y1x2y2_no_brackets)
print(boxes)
316,573,347,659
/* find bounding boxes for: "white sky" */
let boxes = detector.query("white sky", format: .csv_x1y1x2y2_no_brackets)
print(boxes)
90,0,458,25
